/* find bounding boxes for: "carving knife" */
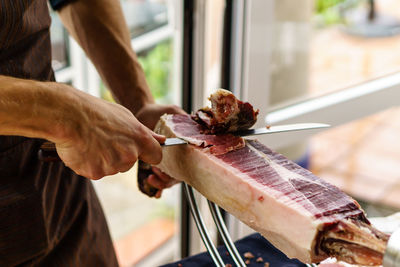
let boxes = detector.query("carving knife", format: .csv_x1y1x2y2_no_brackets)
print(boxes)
163,122,330,146
38,122,330,162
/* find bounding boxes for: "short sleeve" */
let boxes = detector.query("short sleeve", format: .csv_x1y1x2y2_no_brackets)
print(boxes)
48,0,75,10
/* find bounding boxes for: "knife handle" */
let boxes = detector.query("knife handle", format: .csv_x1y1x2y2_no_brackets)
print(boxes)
137,161,160,198
38,141,61,162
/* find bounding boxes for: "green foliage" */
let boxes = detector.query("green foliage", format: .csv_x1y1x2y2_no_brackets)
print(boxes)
314,0,350,26
138,40,173,103
100,40,173,103
316,0,347,14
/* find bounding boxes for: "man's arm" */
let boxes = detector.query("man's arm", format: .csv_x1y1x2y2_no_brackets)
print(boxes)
57,0,184,195
0,76,74,141
57,0,155,115
0,75,164,179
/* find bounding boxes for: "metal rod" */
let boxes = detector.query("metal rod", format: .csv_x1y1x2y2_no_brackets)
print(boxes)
183,183,225,267
208,201,246,267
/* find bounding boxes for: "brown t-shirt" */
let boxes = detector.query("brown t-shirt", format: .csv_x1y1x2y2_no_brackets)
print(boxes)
0,1,118,266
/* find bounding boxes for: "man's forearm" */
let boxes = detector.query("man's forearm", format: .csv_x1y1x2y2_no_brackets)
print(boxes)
0,75,84,143
57,0,154,115
0,75,166,179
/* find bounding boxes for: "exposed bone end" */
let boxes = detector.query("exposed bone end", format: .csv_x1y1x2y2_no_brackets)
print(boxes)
193,88,259,133
319,219,389,266
209,88,240,123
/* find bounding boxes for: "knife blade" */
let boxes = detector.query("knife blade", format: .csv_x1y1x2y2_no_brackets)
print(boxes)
235,122,330,137
161,122,330,146
38,123,329,161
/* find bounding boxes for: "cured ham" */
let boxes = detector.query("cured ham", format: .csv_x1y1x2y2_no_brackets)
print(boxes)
154,113,388,265
149,89,389,265
170,114,245,155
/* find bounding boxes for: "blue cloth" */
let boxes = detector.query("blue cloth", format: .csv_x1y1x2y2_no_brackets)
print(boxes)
161,233,307,267
49,0,74,10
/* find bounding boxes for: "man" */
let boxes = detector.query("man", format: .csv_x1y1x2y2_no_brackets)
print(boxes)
0,0,183,265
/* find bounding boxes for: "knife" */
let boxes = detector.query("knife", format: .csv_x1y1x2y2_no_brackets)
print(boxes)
162,122,330,146
38,122,329,162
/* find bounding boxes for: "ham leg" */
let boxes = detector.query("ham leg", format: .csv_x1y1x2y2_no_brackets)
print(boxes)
154,113,389,265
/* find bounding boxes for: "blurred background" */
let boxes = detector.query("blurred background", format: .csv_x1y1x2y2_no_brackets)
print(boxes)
49,0,400,266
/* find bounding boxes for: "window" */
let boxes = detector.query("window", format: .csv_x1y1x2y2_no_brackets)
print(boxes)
311,0,400,97
242,0,400,107
122,0,169,38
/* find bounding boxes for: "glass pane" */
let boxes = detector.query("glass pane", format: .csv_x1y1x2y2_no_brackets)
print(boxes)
261,0,400,107
311,0,400,96
121,0,168,38
49,10,69,71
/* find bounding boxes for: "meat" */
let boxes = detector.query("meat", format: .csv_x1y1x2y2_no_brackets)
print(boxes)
147,89,389,265
155,114,388,264
192,88,259,133
154,114,389,265
171,114,245,155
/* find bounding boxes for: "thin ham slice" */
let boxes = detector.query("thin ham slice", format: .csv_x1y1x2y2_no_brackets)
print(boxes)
154,113,389,265
171,114,245,155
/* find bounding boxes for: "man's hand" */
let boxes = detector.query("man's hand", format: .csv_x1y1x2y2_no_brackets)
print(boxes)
136,103,185,197
54,89,165,180
0,77,165,180
57,0,185,187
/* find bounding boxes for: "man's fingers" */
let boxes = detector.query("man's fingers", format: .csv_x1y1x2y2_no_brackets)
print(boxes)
151,132,166,144
155,190,162,199
151,167,169,182
147,174,168,190
151,167,178,187
138,129,163,165
165,105,186,115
